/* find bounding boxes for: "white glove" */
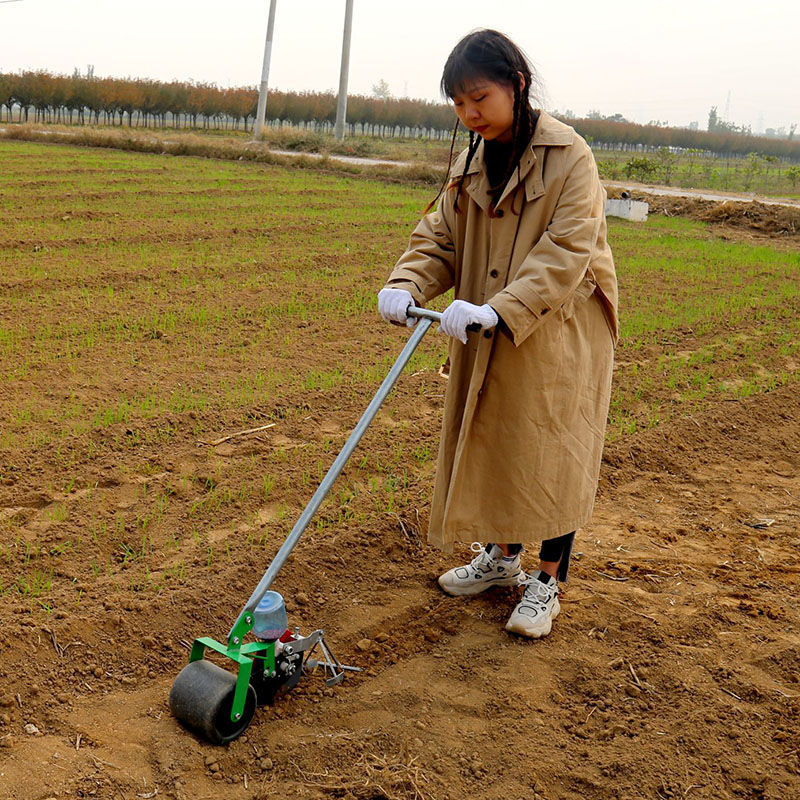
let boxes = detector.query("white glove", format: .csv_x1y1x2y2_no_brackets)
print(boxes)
378,287,417,327
439,300,498,344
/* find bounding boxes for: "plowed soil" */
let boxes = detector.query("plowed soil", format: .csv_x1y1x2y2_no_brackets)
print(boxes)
1,141,799,800
2,377,799,800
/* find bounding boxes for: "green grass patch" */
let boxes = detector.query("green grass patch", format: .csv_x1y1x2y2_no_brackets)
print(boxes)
0,139,796,454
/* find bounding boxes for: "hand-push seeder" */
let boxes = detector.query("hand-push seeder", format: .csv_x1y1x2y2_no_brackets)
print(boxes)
169,308,483,744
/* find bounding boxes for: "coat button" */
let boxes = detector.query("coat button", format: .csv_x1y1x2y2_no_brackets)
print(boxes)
490,269,499,278
483,329,493,339
496,209,504,218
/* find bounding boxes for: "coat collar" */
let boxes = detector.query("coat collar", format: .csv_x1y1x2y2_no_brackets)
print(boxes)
458,111,575,177
455,111,575,211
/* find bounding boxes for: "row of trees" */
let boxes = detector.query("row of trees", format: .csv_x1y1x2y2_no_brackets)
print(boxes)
573,117,800,161
0,71,455,137
1,71,799,160
708,106,797,141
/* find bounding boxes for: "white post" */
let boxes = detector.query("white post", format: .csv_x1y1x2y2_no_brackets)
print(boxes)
334,0,354,141
253,0,278,140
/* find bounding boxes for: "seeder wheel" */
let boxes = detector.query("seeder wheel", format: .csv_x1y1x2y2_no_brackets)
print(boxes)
168,660,256,745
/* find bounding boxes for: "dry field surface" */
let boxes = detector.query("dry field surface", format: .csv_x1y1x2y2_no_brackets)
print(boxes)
0,140,799,800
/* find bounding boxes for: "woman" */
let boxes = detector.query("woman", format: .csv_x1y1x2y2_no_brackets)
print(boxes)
378,29,618,639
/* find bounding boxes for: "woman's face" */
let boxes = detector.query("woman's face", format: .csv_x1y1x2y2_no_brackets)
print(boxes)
451,78,516,143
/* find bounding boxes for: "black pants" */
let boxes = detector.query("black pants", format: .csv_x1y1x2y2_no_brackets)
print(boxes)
504,532,575,582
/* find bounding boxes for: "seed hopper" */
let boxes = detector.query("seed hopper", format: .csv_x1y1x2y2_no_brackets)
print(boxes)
169,307,486,744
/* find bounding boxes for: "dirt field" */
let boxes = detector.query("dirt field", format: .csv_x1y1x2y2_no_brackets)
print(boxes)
1,141,798,800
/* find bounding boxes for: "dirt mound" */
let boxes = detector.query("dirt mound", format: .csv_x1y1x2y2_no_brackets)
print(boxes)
650,196,799,237
605,185,800,239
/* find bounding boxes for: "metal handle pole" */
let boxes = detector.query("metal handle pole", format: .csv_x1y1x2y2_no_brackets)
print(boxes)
406,307,442,324
408,306,483,332
231,314,434,636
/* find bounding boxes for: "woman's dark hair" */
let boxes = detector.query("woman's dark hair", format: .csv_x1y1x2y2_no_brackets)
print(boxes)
427,29,540,215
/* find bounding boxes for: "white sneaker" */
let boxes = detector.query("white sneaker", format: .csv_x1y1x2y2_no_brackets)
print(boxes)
438,543,523,597
505,572,560,638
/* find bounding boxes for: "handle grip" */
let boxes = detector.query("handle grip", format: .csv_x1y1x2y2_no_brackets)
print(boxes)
406,306,485,333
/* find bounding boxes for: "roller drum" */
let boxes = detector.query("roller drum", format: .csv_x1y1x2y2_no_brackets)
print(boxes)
168,660,256,745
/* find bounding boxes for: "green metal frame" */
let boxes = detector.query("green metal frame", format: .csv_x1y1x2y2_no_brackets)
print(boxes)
188,612,276,723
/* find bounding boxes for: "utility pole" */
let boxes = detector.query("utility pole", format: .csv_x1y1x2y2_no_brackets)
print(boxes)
334,0,354,141
253,0,278,140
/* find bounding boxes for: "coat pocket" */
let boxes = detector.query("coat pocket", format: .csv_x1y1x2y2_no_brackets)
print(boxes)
558,273,597,323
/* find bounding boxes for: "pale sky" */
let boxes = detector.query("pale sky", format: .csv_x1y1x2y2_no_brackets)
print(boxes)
2,0,798,133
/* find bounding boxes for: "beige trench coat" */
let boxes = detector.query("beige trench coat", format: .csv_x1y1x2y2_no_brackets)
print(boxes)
385,112,619,552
